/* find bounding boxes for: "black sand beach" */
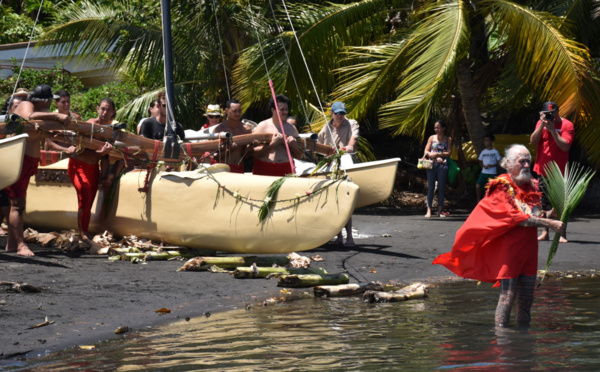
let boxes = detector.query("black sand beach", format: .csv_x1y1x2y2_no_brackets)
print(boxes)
1,210,599,362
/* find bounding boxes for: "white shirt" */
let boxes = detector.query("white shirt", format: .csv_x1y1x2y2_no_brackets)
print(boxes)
479,148,501,174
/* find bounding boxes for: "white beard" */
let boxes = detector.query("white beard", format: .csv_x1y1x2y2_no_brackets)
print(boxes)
513,168,532,184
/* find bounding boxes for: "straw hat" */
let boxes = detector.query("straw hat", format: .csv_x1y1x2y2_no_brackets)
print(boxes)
12,88,29,98
204,104,223,117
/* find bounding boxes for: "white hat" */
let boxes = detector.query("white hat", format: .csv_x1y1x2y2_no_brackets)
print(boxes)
204,104,223,117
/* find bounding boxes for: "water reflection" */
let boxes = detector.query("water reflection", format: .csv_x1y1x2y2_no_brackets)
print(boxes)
11,278,600,371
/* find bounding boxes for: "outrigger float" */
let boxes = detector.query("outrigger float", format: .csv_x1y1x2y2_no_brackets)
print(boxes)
1,120,399,253
0,133,28,189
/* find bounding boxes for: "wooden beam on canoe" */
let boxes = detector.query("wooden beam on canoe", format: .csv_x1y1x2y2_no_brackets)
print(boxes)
1,120,336,162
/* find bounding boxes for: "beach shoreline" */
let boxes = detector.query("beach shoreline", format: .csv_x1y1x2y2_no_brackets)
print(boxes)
1,210,598,363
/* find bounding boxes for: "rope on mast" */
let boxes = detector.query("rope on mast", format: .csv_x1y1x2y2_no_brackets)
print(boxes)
12,0,45,97
267,0,311,133
279,0,339,153
247,0,296,174
212,0,231,100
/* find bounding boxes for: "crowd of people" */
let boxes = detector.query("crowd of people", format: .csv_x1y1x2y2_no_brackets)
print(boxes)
1,85,360,255
1,86,579,327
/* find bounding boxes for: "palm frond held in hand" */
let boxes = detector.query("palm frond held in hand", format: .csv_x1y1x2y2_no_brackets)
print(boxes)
540,161,595,283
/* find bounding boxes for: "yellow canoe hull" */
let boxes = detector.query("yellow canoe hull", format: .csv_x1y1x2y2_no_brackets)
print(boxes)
25,161,359,254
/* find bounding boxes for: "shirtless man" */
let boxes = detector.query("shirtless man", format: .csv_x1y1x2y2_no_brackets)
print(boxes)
252,95,304,176
54,90,82,120
0,90,28,235
211,99,251,173
4,85,71,256
47,98,114,241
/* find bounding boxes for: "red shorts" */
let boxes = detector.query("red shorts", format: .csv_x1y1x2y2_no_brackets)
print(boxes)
5,155,39,199
68,158,100,232
209,159,245,174
252,158,293,177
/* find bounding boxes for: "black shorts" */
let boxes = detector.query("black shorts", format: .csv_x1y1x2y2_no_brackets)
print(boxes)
534,173,551,210
0,189,9,207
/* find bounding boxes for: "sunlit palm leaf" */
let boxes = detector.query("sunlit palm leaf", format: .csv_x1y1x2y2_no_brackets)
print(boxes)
332,39,410,124
480,0,596,122
37,1,165,78
541,161,595,276
233,0,393,112
378,1,470,139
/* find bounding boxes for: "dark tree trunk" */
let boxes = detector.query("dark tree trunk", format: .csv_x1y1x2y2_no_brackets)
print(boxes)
456,58,486,155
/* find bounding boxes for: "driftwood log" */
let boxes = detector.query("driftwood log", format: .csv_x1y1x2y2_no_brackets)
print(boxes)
313,282,384,297
233,266,327,279
0,281,42,293
363,282,428,303
177,256,291,272
277,273,349,288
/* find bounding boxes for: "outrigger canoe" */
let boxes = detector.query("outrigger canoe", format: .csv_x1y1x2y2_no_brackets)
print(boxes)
24,160,360,254
0,133,28,189
2,120,400,209
296,157,401,208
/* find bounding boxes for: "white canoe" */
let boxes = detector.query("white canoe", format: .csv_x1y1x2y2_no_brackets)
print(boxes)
297,157,400,208
343,158,400,208
25,161,360,254
0,134,28,190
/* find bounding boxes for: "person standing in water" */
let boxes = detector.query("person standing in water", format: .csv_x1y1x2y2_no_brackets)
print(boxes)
433,144,565,327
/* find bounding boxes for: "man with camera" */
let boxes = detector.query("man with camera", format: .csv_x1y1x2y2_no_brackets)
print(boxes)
530,101,574,241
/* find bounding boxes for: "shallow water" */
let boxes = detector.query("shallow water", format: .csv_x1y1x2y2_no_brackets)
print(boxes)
10,277,600,371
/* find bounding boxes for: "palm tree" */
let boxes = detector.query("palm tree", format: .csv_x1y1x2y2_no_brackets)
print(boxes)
234,0,600,164
36,0,259,128
37,0,600,166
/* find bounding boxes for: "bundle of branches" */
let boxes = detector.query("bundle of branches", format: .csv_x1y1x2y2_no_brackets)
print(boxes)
23,228,98,252
177,256,291,272
540,162,595,284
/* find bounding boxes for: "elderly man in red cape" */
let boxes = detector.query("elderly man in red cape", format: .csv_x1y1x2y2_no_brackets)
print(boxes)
433,144,565,327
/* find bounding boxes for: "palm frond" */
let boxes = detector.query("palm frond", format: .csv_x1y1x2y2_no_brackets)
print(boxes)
378,1,470,139
541,161,595,276
37,1,165,77
563,0,600,50
258,176,289,223
575,114,600,167
331,39,410,123
479,0,597,123
233,0,394,111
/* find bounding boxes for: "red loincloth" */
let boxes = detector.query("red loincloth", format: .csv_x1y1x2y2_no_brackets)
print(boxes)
68,158,100,232
5,155,39,199
227,163,245,173
433,174,541,286
252,158,293,177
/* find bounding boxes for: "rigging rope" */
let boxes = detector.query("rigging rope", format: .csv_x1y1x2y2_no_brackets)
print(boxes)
211,0,231,100
247,0,296,174
279,0,340,153
12,0,45,97
159,0,180,146
267,0,312,133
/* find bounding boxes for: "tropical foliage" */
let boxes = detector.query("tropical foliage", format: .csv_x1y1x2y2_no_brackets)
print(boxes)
540,161,595,281
17,0,600,166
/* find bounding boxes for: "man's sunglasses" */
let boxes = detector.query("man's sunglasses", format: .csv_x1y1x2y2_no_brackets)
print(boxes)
207,115,220,119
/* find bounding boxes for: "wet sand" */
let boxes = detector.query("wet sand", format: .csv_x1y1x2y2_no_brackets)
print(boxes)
1,210,599,362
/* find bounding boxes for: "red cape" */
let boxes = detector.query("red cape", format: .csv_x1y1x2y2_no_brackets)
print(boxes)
433,175,541,284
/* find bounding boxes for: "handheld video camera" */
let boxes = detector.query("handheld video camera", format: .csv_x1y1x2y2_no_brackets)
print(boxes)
541,111,554,121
